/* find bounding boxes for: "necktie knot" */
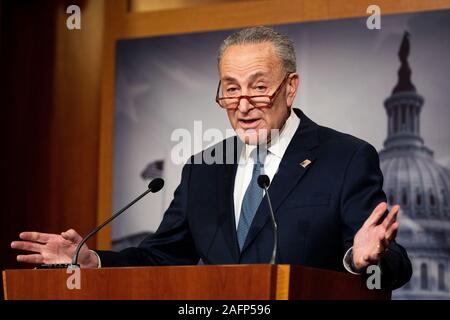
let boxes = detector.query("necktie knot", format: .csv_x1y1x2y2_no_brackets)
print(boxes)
250,146,267,167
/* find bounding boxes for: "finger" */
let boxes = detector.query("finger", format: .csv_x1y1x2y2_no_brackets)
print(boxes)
17,254,44,264
354,255,370,270
382,205,400,229
11,241,44,253
384,222,399,244
19,231,55,244
364,202,387,227
61,229,82,243
374,239,386,253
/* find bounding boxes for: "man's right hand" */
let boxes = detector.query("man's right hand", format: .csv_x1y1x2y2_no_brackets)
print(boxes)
10,229,99,268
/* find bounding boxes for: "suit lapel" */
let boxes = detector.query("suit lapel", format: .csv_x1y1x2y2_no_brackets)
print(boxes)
216,136,242,263
240,109,319,254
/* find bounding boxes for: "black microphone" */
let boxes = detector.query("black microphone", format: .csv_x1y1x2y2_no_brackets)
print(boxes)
257,174,278,264
70,178,164,267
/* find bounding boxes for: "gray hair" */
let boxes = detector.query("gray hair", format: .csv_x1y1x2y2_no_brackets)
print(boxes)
217,26,297,73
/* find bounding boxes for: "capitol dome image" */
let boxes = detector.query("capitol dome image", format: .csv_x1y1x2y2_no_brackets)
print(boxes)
379,32,450,299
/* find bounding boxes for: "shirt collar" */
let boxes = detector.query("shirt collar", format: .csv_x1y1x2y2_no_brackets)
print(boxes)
243,110,300,163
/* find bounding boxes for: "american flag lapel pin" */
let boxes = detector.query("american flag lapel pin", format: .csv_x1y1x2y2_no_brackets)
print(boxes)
300,159,312,168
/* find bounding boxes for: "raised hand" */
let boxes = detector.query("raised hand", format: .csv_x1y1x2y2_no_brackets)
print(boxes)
352,202,400,271
10,229,99,268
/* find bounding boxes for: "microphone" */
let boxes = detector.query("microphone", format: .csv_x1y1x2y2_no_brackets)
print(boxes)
70,178,164,267
257,174,278,264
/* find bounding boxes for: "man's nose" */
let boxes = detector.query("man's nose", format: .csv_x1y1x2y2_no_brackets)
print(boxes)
237,96,252,113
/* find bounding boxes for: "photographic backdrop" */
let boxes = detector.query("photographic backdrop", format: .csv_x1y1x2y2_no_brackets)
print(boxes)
112,9,450,299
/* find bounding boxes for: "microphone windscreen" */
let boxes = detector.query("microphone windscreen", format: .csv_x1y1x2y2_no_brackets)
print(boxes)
257,174,270,189
148,178,164,192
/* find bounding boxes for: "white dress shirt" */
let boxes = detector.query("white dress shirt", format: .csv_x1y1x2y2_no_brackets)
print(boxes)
233,110,300,227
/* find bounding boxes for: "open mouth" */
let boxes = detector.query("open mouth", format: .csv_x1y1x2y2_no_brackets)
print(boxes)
238,118,261,129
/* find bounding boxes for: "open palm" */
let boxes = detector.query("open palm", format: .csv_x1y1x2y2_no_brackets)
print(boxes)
11,229,92,266
352,202,399,271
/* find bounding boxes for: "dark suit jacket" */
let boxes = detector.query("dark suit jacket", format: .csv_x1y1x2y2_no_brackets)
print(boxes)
97,109,412,289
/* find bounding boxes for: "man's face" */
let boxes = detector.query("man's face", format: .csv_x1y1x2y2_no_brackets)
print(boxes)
218,42,299,145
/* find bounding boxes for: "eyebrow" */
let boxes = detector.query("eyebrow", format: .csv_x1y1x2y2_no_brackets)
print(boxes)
221,71,269,84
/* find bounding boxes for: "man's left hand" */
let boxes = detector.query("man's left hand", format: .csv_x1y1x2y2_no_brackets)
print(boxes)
352,202,400,272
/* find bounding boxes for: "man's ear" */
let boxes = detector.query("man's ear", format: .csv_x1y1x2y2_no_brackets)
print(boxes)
286,73,300,107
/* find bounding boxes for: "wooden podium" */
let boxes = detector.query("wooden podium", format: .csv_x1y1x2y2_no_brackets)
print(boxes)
3,264,390,300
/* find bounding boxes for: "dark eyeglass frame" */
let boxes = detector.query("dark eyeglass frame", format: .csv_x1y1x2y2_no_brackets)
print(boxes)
215,73,291,110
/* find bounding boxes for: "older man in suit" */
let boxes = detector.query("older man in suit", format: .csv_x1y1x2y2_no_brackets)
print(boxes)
11,26,412,289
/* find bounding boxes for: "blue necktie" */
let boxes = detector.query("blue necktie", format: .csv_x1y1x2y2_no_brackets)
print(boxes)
237,149,264,250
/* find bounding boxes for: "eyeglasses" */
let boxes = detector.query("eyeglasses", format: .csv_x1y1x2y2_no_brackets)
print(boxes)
215,73,291,110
